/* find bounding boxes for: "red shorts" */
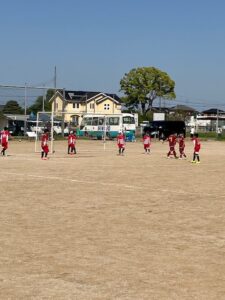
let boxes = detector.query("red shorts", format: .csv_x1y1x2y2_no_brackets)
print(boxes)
1,142,8,150
42,145,49,153
144,144,150,149
179,146,185,152
69,143,75,148
118,144,125,149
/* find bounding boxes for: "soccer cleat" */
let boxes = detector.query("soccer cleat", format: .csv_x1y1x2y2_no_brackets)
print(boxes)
191,160,196,163
196,161,201,164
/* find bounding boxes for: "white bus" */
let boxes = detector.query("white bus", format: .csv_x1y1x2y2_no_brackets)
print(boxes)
79,113,136,140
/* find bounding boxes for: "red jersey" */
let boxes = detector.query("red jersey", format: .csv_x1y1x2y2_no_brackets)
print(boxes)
68,134,76,146
1,130,10,145
117,133,125,148
178,136,185,148
41,133,49,147
193,137,201,152
143,134,151,148
168,134,177,147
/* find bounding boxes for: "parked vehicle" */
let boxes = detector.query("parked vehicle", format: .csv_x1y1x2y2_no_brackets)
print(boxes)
143,120,186,139
79,113,136,139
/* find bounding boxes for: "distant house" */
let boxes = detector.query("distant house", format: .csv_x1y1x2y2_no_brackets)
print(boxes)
49,90,122,125
201,108,225,117
0,112,8,129
169,105,197,114
4,114,29,135
196,108,225,131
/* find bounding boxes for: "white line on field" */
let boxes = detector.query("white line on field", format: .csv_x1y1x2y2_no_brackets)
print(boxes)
2,172,142,190
1,172,224,198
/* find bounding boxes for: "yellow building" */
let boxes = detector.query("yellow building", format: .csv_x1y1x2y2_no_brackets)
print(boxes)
49,90,122,125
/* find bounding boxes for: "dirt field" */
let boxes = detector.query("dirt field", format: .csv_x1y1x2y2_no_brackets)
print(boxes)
0,138,225,299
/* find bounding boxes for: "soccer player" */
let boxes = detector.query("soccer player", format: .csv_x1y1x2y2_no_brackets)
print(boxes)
41,129,49,160
178,134,186,159
68,130,77,155
167,133,178,159
117,131,126,155
191,133,201,163
143,132,151,154
1,127,10,156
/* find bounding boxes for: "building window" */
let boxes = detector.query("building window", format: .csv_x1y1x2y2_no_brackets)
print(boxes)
90,103,95,109
73,103,79,109
104,104,110,110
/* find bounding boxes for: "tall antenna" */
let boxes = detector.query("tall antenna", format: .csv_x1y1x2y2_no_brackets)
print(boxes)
54,66,57,89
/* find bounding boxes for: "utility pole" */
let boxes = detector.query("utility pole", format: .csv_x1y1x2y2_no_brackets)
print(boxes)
159,81,161,112
54,66,57,89
216,109,219,135
42,85,46,112
24,83,27,135
61,88,65,137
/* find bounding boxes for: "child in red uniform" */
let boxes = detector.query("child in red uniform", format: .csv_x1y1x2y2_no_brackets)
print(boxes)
178,134,186,159
41,129,49,160
167,133,178,158
143,132,151,154
1,127,10,156
192,133,201,163
117,131,125,155
68,131,77,155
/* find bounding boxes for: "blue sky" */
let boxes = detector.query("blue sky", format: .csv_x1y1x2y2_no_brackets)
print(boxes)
1,0,225,110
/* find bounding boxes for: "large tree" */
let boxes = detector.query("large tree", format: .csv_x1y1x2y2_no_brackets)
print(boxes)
3,100,23,114
28,89,55,114
120,67,176,115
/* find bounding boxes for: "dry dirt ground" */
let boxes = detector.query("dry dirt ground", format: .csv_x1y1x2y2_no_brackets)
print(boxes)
0,138,225,300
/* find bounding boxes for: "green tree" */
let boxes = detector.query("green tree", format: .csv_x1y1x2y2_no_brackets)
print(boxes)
120,67,176,116
3,100,23,114
28,89,55,114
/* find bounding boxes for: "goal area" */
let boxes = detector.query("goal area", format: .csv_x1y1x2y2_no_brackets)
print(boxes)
32,111,78,154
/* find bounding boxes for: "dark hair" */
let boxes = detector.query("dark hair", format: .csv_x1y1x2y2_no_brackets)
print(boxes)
4,127,8,130
194,133,198,138
44,129,49,133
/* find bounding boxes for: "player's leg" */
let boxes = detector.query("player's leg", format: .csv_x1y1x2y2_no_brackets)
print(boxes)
196,152,200,163
2,147,5,156
167,147,171,157
192,152,196,162
173,149,178,158
179,148,182,158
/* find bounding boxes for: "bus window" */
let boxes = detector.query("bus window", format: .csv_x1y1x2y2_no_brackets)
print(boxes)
98,118,104,125
108,117,119,125
92,117,98,126
80,117,92,127
86,118,92,125
123,116,135,124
